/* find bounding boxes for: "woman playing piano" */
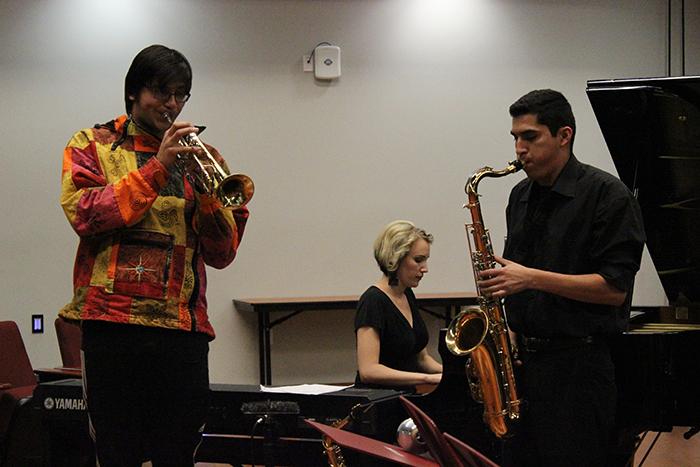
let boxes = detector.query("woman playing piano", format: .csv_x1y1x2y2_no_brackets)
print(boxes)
354,220,443,392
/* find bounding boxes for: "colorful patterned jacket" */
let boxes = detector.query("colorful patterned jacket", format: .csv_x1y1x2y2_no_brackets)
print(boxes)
59,115,248,338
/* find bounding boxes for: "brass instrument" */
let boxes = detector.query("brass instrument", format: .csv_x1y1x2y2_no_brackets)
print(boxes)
322,404,364,467
396,417,427,454
163,113,254,208
445,159,523,438
321,425,346,466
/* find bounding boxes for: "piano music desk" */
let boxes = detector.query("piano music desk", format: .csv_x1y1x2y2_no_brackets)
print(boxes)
234,293,478,385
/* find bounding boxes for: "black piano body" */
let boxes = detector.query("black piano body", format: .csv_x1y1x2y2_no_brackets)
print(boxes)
197,331,497,465
610,319,700,433
30,378,94,467
30,336,489,466
201,383,402,466
586,75,700,436
31,378,407,466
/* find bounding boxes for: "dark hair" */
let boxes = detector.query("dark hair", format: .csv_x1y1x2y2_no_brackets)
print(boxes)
509,89,576,151
124,45,192,114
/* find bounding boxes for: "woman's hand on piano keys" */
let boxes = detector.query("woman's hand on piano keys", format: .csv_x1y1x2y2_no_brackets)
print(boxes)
424,372,442,385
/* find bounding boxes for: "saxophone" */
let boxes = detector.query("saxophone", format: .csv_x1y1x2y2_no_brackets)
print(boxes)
445,159,523,438
322,404,363,467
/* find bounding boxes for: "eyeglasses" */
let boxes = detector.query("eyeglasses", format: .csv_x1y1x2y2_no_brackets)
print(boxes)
148,87,191,104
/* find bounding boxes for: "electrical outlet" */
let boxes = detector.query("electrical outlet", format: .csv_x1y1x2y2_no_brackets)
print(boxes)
32,314,44,333
302,55,313,72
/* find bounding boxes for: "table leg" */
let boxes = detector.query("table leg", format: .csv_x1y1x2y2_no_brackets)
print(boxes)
259,310,272,385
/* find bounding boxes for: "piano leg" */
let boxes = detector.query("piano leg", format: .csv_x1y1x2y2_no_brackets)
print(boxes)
684,426,700,440
607,426,638,467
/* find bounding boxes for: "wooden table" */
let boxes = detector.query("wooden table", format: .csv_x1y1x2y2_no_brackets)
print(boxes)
234,292,478,385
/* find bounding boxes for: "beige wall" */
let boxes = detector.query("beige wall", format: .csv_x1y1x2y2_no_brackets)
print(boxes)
1,0,697,385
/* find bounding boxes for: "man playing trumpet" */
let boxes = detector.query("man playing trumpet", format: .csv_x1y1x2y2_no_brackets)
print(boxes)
59,44,249,466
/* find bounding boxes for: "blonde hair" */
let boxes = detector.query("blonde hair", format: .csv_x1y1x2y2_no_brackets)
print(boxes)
373,220,433,276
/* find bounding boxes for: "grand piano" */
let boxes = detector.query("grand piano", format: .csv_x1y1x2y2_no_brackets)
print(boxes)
586,75,700,457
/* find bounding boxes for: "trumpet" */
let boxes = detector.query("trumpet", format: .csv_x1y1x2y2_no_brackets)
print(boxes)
163,113,254,208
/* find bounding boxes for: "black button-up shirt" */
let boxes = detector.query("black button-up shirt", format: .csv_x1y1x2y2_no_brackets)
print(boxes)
503,154,646,337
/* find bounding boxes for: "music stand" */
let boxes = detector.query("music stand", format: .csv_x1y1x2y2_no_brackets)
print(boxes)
304,419,438,467
443,433,499,467
242,400,299,467
399,396,464,466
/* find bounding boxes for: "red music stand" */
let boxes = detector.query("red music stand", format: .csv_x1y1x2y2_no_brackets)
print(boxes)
304,419,438,467
443,432,499,467
399,396,464,466
399,396,500,466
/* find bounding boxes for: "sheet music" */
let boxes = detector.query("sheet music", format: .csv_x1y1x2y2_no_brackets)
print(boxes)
260,383,351,395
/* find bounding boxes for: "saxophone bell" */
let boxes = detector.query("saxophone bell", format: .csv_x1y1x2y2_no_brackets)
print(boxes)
445,307,489,355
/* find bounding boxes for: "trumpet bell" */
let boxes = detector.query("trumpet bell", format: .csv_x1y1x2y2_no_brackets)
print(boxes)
163,112,255,209
396,417,427,454
445,307,489,356
218,173,255,208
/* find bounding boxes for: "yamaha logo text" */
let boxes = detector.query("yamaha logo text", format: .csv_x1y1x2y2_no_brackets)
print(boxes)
43,397,87,411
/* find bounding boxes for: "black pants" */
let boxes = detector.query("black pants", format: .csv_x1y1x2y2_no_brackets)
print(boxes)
502,340,616,467
81,321,210,467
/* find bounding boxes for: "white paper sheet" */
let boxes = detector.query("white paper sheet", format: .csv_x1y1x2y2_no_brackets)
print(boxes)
260,383,351,395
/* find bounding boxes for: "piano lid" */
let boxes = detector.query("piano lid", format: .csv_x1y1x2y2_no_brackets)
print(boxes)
586,76,700,305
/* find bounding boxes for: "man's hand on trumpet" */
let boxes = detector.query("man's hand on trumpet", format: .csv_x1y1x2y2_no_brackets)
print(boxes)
157,118,202,169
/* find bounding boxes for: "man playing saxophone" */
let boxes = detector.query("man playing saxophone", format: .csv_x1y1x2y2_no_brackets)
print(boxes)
59,44,249,466
476,90,645,467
